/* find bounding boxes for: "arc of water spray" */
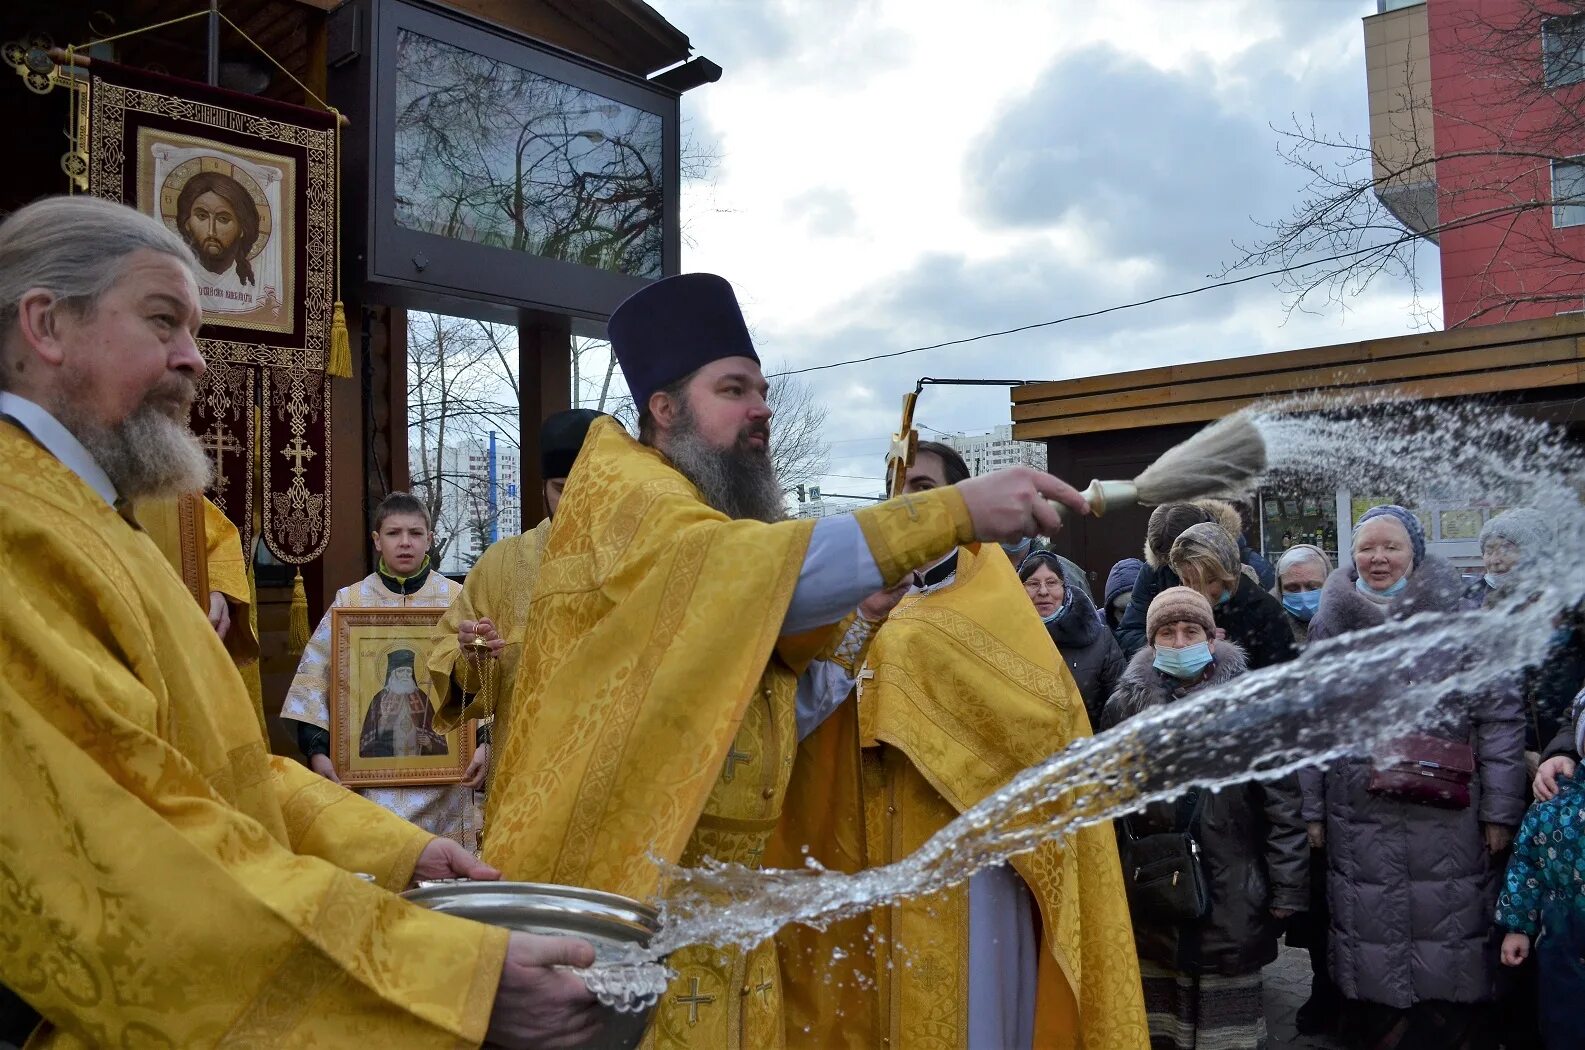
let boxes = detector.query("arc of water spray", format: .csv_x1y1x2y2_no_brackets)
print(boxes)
642,396,1584,961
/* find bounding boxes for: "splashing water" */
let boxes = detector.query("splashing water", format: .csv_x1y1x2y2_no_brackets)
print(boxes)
613,397,1585,968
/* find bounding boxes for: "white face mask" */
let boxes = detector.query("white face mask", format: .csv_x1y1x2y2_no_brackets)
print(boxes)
1484,572,1507,589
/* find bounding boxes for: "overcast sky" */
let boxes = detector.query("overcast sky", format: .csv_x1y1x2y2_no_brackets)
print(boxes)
638,0,1439,496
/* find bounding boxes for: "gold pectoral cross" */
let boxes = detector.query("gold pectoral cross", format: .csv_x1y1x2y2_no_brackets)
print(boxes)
674,976,716,1026
884,391,919,499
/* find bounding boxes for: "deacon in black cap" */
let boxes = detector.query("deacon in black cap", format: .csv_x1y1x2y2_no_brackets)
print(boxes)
427,407,608,788
476,272,1095,1050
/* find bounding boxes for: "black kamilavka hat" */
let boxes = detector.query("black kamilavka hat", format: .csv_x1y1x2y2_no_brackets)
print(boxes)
608,273,758,415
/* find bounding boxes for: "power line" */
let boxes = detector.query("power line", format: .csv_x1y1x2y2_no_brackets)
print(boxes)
765,237,1420,380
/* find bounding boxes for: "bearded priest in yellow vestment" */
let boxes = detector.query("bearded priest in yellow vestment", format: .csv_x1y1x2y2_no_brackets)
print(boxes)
482,274,1085,1050
0,196,603,1049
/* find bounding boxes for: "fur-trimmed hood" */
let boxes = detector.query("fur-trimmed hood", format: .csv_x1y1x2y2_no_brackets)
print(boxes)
1195,498,1245,542
1307,553,1462,643
1103,639,1249,726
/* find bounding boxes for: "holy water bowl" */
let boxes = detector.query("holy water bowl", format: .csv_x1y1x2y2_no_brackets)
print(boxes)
402,880,668,1050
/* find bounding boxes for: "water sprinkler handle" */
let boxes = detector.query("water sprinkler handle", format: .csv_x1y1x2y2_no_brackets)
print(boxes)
1051,479,1139,521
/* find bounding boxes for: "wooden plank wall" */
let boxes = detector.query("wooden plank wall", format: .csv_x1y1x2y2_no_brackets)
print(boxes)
1011,315,1585,440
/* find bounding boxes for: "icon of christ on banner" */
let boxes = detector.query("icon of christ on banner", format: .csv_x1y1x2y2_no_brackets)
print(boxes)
142,130,295,333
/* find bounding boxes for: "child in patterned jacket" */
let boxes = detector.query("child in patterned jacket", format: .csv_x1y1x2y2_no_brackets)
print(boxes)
1496,689,1585,1050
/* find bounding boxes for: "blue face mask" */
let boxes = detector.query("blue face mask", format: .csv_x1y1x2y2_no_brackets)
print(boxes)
1216,589,1232,606
1356,575,1408,599
1002,537,1033,559
1282,589,1322,621
1154,641,1214,681
1484,572,1507,589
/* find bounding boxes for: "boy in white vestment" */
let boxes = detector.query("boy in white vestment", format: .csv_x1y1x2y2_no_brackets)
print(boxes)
281,492,485,849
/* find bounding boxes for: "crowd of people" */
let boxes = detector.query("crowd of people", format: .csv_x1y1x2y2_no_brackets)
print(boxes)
1019,496,1585,1050
2,194,1582,1050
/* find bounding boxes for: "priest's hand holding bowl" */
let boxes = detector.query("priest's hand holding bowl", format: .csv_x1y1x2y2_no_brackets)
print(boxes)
411,842,606,1047
460,618,506,659
956,466,1089,543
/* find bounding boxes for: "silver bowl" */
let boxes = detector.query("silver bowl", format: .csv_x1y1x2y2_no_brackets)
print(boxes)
402,880,667,1049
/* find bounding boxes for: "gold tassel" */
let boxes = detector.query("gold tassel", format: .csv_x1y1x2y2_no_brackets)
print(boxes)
288,568,310,656
327,301,352,378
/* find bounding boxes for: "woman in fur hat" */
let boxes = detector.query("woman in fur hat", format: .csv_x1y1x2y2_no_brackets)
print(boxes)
1303,505,1526,1049
1103,587,1308,1050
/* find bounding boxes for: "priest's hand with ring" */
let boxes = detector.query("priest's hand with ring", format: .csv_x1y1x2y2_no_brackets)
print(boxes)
460,618,506,659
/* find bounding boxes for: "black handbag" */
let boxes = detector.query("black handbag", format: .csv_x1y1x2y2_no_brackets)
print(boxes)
1119,790,1211,923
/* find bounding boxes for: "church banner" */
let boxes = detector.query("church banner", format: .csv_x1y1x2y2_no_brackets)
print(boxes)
85,58,335,564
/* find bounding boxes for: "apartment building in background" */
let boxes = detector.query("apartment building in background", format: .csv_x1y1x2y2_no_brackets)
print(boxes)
938,424,1049,476
437,434,520,574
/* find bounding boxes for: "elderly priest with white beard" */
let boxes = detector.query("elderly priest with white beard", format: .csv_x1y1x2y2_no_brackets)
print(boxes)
0,195,603,1049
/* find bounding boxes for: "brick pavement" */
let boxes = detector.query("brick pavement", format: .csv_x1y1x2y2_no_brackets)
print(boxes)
1265,945,1346,1050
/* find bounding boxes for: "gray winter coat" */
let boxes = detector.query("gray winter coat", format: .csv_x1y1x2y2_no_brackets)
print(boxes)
1303,556,1527,1008
1104,643,1310,976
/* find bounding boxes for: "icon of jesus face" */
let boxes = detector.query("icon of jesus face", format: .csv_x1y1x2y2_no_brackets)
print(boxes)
184,190,241,268
173,170,261,285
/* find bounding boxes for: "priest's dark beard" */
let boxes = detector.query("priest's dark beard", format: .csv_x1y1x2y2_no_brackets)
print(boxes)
52,376,212,502
665,402,786,523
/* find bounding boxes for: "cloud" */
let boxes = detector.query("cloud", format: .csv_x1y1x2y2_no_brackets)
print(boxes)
782,187,859,236
965,46,1305,277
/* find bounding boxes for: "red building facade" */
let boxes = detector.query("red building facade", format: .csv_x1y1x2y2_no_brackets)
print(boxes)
1366,0,1584,326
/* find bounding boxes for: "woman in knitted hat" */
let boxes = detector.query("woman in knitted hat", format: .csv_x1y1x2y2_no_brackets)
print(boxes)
1168,521,1298,672
1302,504,1526,1048
1275,544,1333,647
1464,507,1549,610
1019,550,1125,726
1102,586,1308,1050
1466,508,1585,787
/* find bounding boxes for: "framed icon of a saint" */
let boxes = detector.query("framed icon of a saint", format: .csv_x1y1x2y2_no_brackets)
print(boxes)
328,607,475,788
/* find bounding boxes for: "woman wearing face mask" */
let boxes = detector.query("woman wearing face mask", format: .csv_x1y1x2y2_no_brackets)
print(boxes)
1102,587,1308,1050
1019,550,1124,727
1463,507,1547,609
1302,505,1526,1049
1275,544,1332,647
1167,522,1298,672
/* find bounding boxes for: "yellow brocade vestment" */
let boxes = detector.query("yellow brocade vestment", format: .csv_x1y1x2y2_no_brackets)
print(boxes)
482,418,975,1050
787,543,1148,1050
429,515,553,784
139,493,265,731
0,422,506,1049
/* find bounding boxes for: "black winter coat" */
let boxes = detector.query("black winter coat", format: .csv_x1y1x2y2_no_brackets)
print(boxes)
1043,577,1126,728
1103,643,1310,977
1215,574,1299,672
